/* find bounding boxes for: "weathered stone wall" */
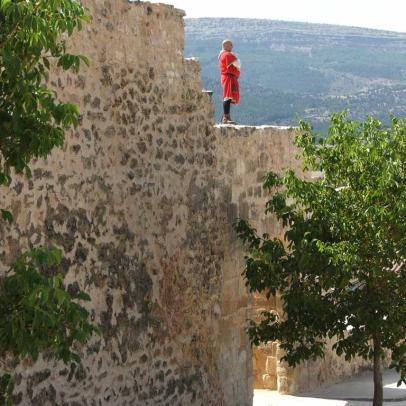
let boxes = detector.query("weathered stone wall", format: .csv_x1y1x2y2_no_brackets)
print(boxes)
213,125,301,395
213,125,371,395
289,339,371,393
0,2,251,405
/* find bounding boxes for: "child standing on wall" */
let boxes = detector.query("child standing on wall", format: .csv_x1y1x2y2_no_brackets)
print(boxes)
218,39,241,124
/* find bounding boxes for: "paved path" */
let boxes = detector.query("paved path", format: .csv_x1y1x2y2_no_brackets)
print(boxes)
254,369,406,406
254,391,348,406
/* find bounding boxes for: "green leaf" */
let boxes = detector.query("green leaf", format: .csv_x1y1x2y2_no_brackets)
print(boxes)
76,292,91,301
1,210,13,223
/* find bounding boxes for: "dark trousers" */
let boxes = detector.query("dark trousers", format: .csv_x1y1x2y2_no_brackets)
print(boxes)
223,99,231,115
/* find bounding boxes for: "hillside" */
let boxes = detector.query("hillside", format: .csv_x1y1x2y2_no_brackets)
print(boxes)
184,18,406,131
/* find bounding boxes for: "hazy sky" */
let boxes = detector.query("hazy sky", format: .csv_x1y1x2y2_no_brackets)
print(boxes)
150,0,406,33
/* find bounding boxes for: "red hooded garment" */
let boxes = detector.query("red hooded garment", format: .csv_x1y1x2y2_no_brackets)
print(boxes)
219,51,240,105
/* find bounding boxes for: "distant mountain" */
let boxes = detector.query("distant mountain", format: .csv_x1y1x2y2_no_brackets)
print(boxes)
184,18,406,131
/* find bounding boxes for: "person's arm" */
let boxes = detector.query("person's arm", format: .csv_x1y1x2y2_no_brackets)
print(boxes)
230,59,241,70
224,53,241,75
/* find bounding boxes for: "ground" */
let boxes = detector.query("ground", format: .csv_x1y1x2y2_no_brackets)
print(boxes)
254,369,406,406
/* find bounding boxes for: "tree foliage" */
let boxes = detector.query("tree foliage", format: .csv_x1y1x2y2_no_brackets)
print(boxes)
234,113,406,401
0,247,97,363
0,1,97,403
0,247,99,405
0,0,88,221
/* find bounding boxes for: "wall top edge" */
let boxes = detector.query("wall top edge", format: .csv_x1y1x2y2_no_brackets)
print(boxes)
214,124,297,131
127,1,186,17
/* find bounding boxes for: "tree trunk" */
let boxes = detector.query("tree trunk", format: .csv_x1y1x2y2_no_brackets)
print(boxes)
373,337,383,406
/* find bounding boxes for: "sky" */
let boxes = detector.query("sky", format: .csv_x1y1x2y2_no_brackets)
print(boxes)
150,0,406,33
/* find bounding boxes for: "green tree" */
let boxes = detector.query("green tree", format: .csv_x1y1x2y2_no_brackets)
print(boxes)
234,113,406,406
0,247,99,405
0,0,89,202
0,1,97,403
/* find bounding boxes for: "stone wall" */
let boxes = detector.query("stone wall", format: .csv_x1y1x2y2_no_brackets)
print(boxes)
0,1,251,405
0,1,371,405
213,126,371,395
213,125,300,395
212,125,301,404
